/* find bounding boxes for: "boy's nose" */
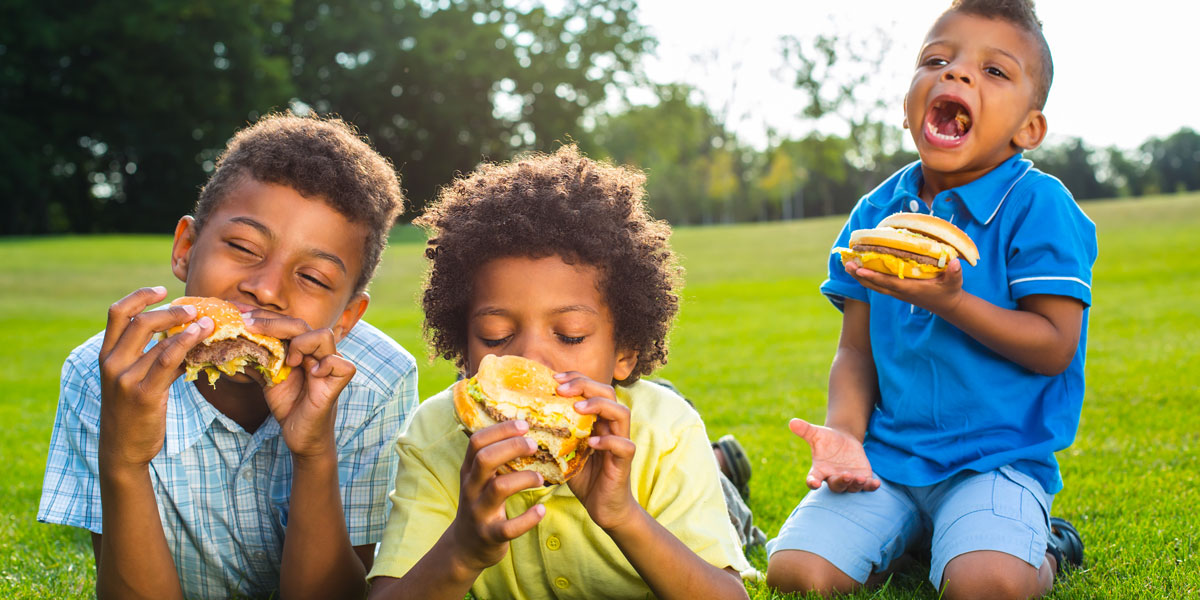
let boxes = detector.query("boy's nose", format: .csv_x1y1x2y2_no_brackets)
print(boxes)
507,337,556,372
239,265,286,310
942,69,972,85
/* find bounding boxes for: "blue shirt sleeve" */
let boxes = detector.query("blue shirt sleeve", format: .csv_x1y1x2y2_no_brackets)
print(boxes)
820,198,873,311
1003,177,1098,306
38,342,105,534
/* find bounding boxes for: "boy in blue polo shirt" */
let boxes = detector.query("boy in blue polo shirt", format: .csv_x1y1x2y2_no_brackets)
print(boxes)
765,1,1096,599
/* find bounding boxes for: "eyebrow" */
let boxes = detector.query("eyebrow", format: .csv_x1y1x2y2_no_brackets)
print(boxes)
470,305,599,318
227,216,347,274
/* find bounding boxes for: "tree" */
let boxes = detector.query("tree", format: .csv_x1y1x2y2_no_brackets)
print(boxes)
0,0,652,234
1143,127,1200,194
1028,138,1116,200
0,0,294,234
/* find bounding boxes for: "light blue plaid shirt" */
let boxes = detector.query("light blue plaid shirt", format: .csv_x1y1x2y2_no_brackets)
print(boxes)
38,320,417,600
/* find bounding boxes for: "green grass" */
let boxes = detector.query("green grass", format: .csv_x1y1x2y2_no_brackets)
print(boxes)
2,194,1198,598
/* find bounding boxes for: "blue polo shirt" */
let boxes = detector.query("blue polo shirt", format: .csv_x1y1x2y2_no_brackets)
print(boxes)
820,154,1097,495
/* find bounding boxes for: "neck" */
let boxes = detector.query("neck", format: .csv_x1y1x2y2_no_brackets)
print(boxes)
918,153,1019,203
194,376,271,433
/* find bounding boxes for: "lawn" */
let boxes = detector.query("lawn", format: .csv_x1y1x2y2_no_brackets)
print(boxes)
1,193,1197,598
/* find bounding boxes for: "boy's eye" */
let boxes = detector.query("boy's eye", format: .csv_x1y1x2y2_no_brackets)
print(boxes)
557,334,585,345
923,57,948,67
985,66,1009,79
228,241,255,255
300,273,331,290
480,336,509,348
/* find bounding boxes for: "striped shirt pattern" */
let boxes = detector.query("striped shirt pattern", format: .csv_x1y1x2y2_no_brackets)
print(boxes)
38,320,417,600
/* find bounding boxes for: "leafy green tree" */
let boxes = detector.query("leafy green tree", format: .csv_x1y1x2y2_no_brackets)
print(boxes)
1028,138,1116,200
0,0,294,234
1142,127,1200,194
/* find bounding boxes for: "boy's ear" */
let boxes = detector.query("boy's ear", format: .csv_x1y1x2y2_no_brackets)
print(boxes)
612,348,639,382
901,93,910,129
1012,109,1048,151
332,292,369,341
170,216,197,283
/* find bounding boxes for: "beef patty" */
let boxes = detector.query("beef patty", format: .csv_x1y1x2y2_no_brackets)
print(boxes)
187,337,271,367
853,244,943,266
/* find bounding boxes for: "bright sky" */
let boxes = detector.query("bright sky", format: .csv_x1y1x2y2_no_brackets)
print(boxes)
635,0,1198,151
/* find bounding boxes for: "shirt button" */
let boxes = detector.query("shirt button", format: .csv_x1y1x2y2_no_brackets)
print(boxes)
242,470,253,481
253,550,266,560
909,199,921,212
546,536,561,551
554,577,570,589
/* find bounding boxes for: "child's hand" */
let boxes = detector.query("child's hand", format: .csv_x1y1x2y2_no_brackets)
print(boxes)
98,287,214,469
555,372,639,531
245,312,356,459
845,257,965,315
450,420,547,571
789,418,880,493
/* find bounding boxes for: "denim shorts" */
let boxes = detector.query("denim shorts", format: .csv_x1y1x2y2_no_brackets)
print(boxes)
766,465,1053,587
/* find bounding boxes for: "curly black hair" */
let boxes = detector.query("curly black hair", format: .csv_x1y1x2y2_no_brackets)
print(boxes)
194,112,404,295
416,145,681,384
941,0,1053,109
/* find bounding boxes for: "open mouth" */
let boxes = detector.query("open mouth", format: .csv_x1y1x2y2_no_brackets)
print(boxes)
925,98,972,141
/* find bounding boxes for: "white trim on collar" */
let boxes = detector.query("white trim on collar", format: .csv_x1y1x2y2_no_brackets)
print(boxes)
984,163,1034,225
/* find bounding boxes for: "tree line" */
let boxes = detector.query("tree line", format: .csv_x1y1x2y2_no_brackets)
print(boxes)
2,0,1197,235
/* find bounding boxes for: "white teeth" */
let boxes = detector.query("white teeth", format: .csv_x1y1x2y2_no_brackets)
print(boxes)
926,121,962,141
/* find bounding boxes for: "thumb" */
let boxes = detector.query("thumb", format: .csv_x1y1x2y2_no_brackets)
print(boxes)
789,418,820,445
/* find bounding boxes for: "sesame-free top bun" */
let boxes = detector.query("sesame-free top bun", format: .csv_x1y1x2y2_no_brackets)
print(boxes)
877,212,979,266
453,354,595,484
161,297,291,387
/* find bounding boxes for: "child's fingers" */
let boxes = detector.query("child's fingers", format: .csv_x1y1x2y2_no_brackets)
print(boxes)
573,397,630,439
101,286,169,358
308,354,356,382
106,294,196,367
283,328,340,367
486,503,545,543
463,429,535,495
479,470,543,510
134,317,214,391
587,434,636,460
553,373,617,403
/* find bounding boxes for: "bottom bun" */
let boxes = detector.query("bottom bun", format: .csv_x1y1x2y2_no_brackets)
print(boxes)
453,380,592,484
837,249,944,280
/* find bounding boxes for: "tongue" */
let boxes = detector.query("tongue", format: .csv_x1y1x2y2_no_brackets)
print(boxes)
937,108,969,137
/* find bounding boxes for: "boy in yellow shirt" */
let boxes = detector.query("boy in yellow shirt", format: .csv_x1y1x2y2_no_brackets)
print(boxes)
367,146,752,599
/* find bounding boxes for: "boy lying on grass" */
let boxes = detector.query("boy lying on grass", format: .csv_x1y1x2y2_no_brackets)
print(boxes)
367,146,754,600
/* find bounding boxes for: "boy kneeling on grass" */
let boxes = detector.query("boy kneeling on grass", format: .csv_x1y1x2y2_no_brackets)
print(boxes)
767,1,1096,598
367,146,755,600
38,113,417,600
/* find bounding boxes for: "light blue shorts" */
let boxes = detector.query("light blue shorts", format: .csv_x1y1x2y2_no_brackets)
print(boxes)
766,465,1053,588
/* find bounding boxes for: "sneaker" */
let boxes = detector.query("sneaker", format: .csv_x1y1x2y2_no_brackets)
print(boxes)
713,434,752,500
1046,517,1084,575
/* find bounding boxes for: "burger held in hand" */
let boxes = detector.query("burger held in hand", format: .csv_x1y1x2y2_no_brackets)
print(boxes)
835,212,979,279
453,354,595,484
157,296,291,387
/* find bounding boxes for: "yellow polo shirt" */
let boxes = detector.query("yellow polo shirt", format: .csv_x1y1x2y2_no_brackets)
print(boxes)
368,379,751,599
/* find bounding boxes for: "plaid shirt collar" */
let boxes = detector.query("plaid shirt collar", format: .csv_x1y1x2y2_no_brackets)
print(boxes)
163,377,282,458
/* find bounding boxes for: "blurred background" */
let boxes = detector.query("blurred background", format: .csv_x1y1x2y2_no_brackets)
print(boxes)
3,0,1197,235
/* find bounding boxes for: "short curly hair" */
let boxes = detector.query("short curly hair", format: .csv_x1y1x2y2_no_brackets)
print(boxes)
417,145,681,384
941,0,1053,109
194,112,404,295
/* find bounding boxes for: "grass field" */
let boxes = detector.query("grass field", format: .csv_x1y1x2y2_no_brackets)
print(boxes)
2,194,1198,598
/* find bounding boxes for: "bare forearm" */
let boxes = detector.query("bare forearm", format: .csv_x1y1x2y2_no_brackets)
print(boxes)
826,346,878,439
936,293,1079,376
97,464,183,600
606,507,748,600
280,451,366,600
367,530,481,600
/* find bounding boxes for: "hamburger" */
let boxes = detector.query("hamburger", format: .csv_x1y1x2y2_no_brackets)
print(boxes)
158,296,291,387
452,354,594,484
834,212,979,279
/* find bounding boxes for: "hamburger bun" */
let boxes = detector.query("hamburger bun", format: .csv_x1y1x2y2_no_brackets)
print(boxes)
834,212,978,279
158,297,291,387
453,354,594,484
